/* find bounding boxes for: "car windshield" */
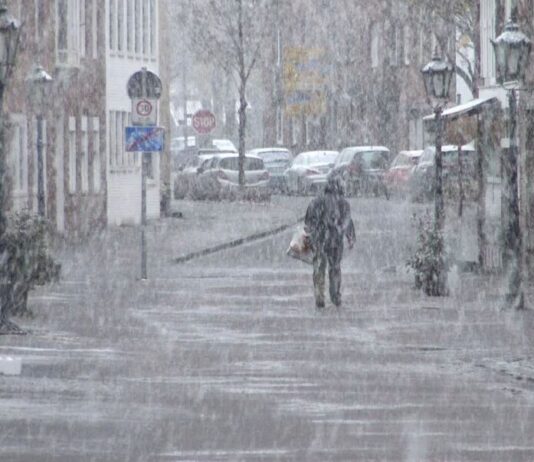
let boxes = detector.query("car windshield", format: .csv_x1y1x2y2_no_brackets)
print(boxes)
294,152,338,166
255,151,290,162
355,151,389,169
218,157,264,171
213,139,237,151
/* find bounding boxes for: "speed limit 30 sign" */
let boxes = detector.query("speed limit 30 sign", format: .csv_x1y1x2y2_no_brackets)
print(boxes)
132,97,157,125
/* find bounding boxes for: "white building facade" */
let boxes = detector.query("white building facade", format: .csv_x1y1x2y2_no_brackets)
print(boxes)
106,0,161,226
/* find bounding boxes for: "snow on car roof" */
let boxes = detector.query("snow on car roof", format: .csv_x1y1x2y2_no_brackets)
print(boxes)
213,153,263,161
398,150,424,157
248,147,290,153
344,146,390,152
298,150,338,156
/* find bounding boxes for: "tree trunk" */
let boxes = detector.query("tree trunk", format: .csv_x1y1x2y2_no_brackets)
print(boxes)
237,0,246,188
238,81,247,188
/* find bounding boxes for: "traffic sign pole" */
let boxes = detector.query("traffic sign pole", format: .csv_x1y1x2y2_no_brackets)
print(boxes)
127,67,163,281
141,155,148,280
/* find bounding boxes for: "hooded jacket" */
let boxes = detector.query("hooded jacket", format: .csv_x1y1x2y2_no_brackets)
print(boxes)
304,177,355,253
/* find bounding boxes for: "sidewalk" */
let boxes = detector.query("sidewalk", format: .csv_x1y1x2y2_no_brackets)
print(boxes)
1,195,534,461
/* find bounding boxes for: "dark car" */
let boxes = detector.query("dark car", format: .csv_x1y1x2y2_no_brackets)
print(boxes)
409,144,476,202
329,146,390,197
247,148,293,192
384,150,423,197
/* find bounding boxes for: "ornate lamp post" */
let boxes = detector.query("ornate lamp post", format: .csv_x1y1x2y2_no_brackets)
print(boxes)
421,49,454,295
25,65,53,217
491,17,532,310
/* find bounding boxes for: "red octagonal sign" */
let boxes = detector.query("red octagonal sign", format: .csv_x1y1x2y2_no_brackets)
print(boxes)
192,109,216,134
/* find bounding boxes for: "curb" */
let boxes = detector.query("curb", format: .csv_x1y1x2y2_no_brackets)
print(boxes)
174,217,304,264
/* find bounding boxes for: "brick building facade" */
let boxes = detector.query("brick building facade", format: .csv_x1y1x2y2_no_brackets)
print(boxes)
3,0,171,235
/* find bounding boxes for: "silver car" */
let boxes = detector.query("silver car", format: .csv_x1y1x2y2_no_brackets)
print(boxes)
284,150,339,195
192,153,271,201
247,147,293,192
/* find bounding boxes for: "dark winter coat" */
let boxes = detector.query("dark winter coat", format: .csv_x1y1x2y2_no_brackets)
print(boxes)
304,183,355,254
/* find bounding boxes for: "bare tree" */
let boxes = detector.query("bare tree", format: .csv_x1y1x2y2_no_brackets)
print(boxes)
189,0,273,187
410,0,480,97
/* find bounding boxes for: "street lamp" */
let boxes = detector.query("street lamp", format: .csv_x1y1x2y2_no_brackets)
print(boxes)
491,17,532,310
25,65,53,217
421,49,454,296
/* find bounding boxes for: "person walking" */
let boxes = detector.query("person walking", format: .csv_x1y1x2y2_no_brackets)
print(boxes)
304,175,355,308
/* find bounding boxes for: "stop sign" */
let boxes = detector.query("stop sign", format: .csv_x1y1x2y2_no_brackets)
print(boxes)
192,109,216,134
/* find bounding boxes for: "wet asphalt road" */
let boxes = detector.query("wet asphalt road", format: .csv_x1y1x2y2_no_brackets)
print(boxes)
1,198,534,461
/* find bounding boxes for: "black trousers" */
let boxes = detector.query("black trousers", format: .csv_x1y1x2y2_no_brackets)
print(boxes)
313,244,343,306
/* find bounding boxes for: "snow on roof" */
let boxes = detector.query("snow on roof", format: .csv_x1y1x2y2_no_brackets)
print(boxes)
423,96,500,121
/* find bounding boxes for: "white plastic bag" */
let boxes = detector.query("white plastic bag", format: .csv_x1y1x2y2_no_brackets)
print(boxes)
286,226,313,265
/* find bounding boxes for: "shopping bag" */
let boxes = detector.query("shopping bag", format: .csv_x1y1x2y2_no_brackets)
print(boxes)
286,226,313,265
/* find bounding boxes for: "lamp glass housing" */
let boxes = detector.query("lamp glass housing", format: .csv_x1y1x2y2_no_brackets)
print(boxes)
421,53,454,103
492,19,532,86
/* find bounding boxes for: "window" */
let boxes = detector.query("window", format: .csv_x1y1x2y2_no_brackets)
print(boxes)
92,0,98,58
127,0,133,53
143,0,148,55
371,23,380,68
276,106,283,145
34,0,39,42
505,0,512,19
92,117,101,192
56,0,81,66
403,25,411,65
149,0,156,57
109,0,116,50
9,115,28,195
79,0,86,57
481,0,496,84
391,25,399,66
135,0,141,54
68,117,77,193
409,117,423,150
117,0,124,52
144,153,154,179
81,116,88,193
109,111,134,168
291,117,298,146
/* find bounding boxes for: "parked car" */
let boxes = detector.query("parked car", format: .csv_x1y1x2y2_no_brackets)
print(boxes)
171,136,196,153
384,150,423,197
247,147,293,192
284,150,339,195
173,154,215,199
328,146,390,197
191,153,270,201
212,139,237,152
409,144,476,202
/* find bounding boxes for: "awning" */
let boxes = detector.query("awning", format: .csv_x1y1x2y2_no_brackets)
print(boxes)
423,96,500,122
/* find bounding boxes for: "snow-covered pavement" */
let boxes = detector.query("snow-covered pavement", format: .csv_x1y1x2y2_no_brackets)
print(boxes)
0,196,533,461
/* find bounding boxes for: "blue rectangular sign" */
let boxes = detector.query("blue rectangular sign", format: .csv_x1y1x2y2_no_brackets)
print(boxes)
125,126,165,152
